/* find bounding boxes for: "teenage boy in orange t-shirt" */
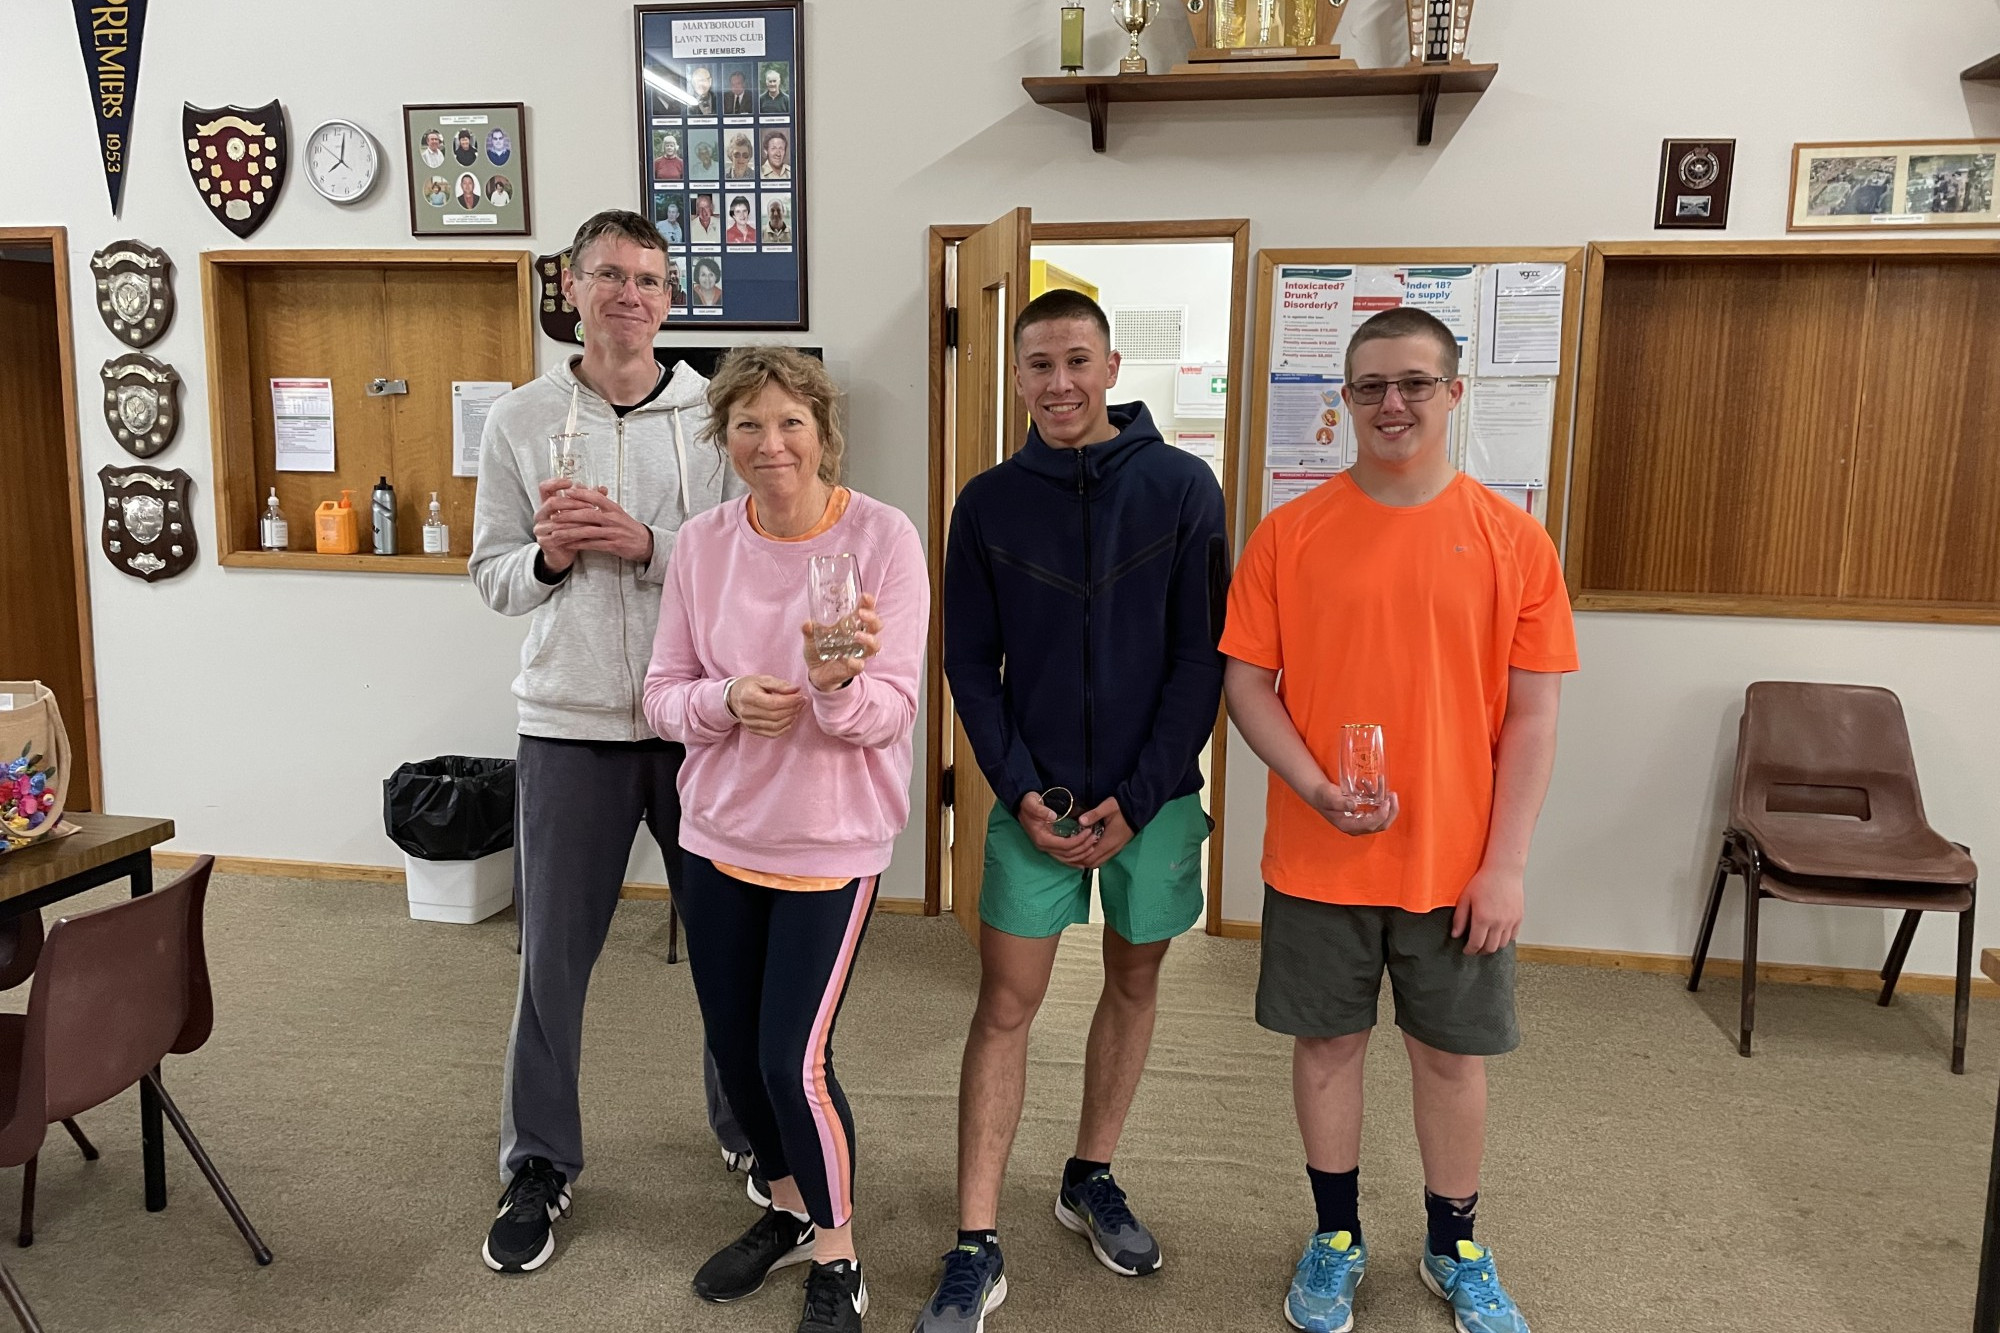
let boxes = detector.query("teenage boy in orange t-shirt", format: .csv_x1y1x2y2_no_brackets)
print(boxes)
1221,307,1577,1333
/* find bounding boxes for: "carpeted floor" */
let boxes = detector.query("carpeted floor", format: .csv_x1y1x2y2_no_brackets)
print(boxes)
3,872,1994,1332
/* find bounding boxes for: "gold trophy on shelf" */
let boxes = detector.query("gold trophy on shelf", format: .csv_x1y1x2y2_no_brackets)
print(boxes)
1406,0,1477,64
1177,0,1355,72
1112,0,1160,74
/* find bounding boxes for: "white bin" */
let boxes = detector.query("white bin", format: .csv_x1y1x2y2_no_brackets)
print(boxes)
403,849,512,924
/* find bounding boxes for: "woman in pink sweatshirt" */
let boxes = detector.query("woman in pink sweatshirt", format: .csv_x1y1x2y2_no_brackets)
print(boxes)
643,345,927,1333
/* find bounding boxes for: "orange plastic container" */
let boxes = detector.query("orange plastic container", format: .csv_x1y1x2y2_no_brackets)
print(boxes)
315,490,361,554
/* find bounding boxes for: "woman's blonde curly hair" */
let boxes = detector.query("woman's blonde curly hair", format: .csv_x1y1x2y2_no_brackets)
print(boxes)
703,346,844,485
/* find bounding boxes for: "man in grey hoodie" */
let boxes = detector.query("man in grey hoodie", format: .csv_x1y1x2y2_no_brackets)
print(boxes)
470,210,746,1274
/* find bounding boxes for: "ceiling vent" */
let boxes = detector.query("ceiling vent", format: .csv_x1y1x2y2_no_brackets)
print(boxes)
1110,306,1186,364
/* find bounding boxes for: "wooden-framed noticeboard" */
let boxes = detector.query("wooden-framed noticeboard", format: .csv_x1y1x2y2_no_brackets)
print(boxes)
1245,247,1585,541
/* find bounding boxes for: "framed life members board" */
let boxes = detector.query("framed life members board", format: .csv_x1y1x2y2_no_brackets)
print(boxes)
636,0,807,329
403,103,531,237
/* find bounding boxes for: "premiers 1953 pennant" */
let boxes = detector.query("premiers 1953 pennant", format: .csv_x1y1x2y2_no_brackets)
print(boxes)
71,0,149,214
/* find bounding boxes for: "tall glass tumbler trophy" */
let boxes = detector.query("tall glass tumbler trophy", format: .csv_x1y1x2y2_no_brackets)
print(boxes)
1111,0,1159,74
808,553,864,662
1406,0,1476,64
1339,723,1388,814
549,431,593,492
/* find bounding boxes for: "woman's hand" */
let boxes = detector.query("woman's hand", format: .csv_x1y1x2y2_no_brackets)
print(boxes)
801,593,882,693
727,675,805,738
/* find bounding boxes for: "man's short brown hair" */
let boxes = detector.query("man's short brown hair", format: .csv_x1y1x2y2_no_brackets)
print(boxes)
1344,306,1460,382
1012,288,1111,355
569,209,667,273
704,345,846,484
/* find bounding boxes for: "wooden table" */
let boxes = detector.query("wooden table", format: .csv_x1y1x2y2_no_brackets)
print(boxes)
0,814,176,1210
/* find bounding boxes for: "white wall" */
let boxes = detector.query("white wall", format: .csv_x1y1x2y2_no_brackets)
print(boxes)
6,1,1999,953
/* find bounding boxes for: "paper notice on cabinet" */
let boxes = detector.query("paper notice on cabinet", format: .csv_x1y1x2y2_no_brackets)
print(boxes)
1266,373,1347,456
1401,266,1481,364
1465,378,1556,488
1351,266,1405,327
1171,430,1221,466
1478,263,1566,377
1266,469,1341,510
1272,266,1354,374
271,377,335,472
452,381,513,477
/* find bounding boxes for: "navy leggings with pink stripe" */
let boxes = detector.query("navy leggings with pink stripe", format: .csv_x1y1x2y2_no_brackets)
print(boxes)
678,854,878,1229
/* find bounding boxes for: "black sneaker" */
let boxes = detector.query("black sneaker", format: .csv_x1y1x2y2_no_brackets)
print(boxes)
913,1240,1007,1332
1055,1167,1162,1276
798,1258,868,1333
481,1156,570,1272
693,1206,818,1302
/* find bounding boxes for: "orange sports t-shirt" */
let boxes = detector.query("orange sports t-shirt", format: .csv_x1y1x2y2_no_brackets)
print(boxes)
718,486,854,892
1219,473,1578,912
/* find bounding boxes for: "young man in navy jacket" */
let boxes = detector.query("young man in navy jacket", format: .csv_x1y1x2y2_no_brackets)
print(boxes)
916,289,1229,1331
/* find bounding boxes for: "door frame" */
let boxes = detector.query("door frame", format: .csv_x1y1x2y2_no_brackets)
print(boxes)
924,217,1252,932
0,227,102,811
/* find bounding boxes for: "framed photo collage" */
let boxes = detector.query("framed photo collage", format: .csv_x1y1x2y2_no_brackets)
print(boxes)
636,1,806,329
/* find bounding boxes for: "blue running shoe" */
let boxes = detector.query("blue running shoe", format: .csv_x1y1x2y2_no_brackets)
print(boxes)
1284,1231,1366,1333
912,1241,1007,1333
1419,1240,1531,1333
1054,1168,1162,1275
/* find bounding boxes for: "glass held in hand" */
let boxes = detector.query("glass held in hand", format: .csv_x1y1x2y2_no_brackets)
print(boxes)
549,431,593,491
807,552,865,662
1339,723,1388,814
1041,786,1081,838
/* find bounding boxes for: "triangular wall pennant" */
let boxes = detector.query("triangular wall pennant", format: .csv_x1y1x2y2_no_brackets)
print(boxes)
72,0,149,214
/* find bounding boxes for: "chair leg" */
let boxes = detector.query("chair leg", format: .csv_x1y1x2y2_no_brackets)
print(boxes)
668,896,681,965
141,1073,273,1266
1739,880,1761,1057
58,1118,98,1162
14,1159,32,1250
1880,910,1923,1006
1690,850,1730,992
0,1260,42,1333
1955,906,1975,1076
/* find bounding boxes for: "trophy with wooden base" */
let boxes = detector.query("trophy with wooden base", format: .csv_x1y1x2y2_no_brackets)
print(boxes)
1176,0,1355,74
1406,0,1477,65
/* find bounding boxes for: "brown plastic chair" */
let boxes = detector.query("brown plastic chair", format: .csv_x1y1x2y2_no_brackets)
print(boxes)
0,855,271,1275
1689,682,1979,1072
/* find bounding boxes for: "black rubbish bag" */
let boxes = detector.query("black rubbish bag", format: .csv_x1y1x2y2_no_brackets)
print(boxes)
383,756,515,861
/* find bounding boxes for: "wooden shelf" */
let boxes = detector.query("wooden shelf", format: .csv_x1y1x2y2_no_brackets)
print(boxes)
1022,62,1498,152
201,248,534,574
1965,53,2000,81
218,550,467,576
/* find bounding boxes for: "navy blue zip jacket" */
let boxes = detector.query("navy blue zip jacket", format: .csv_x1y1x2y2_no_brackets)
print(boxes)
943,402,1230,833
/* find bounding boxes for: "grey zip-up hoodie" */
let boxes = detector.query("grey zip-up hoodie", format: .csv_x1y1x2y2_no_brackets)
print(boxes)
471,356,744,741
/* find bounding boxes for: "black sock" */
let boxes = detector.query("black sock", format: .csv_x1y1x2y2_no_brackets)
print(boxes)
1063,1156,1110,1191
1306,1165,1360,1241
956,1228,999,1252
1425,1189,1478,1257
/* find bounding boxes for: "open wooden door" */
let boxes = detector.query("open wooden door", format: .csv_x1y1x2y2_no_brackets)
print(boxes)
946,207,1030,941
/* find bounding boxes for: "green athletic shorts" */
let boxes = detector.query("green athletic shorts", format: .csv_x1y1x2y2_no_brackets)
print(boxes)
979,794,1210,944
1254,886,1520,1056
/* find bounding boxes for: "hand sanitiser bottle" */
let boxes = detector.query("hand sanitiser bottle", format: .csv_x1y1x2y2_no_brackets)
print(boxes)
259,488,289,550
371,476,397,555
423,492,449,554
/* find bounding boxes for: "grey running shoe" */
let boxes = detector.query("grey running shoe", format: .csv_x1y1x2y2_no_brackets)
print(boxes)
913,1241,1007,1332
1054,1168,1162,1276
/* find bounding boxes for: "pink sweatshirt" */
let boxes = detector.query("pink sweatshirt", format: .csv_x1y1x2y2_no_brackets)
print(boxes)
643,490,929,878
